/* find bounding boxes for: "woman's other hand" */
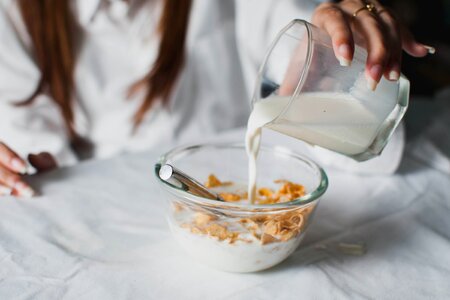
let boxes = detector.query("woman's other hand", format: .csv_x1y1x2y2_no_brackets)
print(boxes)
312,0,434,90
0,142,57,197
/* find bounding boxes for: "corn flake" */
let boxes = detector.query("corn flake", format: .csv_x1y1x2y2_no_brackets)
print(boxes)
258,187,274,197
177,174,314,245
205,174,232,188
261,233,278,245
219,192,241,202
194,212,217,226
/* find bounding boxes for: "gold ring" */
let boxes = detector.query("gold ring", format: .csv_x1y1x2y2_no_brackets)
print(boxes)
352,2,377,18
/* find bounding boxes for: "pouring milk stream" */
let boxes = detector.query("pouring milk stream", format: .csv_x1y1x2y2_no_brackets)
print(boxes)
245,20,409,204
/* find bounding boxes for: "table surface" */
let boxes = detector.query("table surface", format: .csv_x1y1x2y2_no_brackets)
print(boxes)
1,101,450,299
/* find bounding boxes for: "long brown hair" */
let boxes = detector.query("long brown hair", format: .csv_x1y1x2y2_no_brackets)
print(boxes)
17,0,192,138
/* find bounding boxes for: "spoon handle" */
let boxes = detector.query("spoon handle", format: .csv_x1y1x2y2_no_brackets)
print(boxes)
159,164,224,201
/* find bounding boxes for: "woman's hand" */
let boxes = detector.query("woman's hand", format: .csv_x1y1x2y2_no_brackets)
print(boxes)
312,0,434,90
0,142,57,197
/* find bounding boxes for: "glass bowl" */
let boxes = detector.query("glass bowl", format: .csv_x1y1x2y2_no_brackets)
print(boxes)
155,143,328,272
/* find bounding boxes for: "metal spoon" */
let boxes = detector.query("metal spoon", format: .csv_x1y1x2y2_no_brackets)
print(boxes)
158,164,224,202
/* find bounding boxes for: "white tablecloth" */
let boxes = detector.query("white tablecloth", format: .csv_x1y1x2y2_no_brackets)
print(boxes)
1,99,450,299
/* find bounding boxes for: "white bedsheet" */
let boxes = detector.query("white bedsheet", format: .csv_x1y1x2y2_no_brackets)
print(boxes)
1,99,449,299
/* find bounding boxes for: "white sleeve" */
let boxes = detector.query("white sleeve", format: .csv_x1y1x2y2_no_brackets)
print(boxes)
235,0,322,100
0,1,77,167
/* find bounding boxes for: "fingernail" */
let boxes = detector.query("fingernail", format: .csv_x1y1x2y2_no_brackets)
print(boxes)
423,45,435,54
388,70,400,81
337,44,352,66
11,158,27,174
14,182,35,198
366,64,382,91
25,162,34,175
366,76,377,91
20,187,35,198
338,56,351,67
0,185,13,196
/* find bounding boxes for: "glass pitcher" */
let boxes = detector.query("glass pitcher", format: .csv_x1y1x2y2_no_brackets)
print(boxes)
252,19,409,161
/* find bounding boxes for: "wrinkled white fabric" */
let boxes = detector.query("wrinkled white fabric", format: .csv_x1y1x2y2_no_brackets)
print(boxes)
0,99,449,299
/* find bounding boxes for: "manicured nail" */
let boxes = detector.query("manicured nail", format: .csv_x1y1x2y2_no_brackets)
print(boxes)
14,182,35,198
338,56,351,67
337,44,352,66
388,70,400,81
0,185,13,196
366,76,377,91
366,64,382,91
423,45,435,54
20,187,35,197
11,158,27,174
25,164,34,174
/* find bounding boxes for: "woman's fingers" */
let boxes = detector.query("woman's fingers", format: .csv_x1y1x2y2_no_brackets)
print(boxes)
377,9,402,81
313,0,436,90
0,164,20,187
0,183,13,196
340,2,390,90
12,182,35,197
28,152,57,172
0,142,27,174
313,3,355,66
400,24,434,57
0,164,35,197
314,1,394,88
0,142,35,197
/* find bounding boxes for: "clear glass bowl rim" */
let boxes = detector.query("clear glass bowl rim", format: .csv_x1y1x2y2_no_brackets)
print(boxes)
154,142,328,210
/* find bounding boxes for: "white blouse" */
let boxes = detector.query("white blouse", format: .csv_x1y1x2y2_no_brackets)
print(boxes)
0,0,317,166
0,0,404,174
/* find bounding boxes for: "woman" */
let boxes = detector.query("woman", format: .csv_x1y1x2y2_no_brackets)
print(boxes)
0,0,433,197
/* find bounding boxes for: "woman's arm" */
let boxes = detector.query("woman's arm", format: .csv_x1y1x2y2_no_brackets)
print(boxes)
235,0,430,174
0,1,76,196
236,0,432,93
